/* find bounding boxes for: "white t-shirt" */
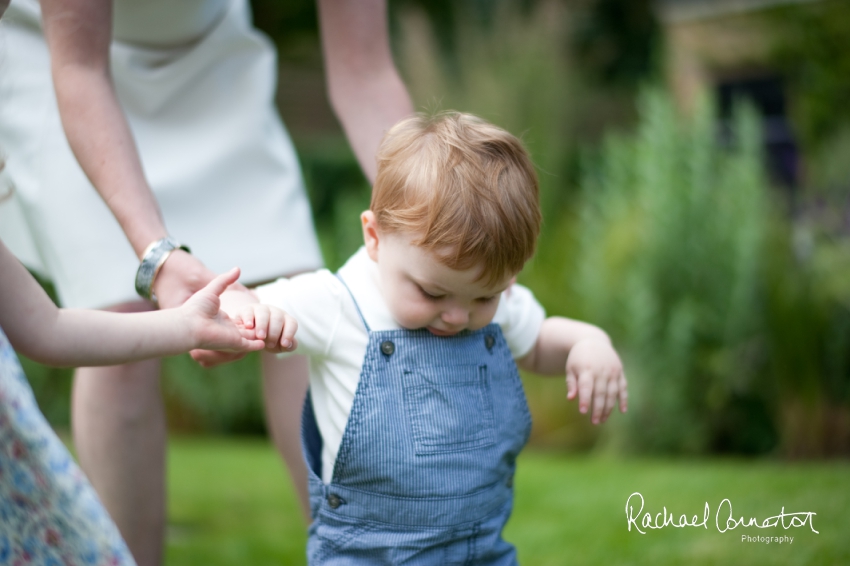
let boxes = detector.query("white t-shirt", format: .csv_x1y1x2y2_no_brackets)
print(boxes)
255,247,545,483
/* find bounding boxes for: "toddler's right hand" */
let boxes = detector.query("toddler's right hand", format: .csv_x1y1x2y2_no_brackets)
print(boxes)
235,304,299,354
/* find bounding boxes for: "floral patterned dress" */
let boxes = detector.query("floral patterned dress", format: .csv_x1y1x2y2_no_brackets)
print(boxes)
0,326,135,565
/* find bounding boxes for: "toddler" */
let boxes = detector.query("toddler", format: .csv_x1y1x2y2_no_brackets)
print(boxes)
223,112,627,564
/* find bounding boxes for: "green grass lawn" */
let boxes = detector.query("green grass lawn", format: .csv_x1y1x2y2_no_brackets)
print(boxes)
166,437,850,565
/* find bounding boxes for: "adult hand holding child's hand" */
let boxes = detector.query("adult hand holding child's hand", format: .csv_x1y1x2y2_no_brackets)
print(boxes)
566,338,628,425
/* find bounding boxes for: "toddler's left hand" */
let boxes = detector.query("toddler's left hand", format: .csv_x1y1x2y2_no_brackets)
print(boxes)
566,338,627,425
234,304,299,354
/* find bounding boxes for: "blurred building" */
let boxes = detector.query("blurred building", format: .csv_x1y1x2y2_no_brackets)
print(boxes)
656,0,819,188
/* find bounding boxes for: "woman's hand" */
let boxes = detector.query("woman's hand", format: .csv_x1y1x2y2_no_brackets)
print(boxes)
152,250,218,309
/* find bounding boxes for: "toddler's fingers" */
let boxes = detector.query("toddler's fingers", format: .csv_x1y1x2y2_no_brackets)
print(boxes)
238,307,256,331
577,370,594,414
266,311,285,349
591,375,608,425
602,373,620,422
565,370,578,401
253,307,270,340
618,374,629,413
280,314,299,350
204,267,241,298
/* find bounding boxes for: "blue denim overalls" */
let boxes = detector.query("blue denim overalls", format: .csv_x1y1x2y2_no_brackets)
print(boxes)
301,276,533,564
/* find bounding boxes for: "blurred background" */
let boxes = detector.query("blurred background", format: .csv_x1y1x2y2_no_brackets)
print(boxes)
19,0,850,563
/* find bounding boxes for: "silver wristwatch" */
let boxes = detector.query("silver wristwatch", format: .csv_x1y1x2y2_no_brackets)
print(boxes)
134,236,191,304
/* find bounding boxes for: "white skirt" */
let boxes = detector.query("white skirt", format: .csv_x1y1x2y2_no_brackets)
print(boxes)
0,0,322,308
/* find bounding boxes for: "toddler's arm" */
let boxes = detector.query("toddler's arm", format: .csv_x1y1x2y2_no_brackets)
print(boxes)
517,317,627,425
0,240,265,366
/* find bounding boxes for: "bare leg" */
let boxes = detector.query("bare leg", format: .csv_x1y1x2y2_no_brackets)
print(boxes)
262,352,311,522
72,300,165,566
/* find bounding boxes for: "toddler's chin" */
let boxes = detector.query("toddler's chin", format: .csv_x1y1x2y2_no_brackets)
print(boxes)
425,326,459,337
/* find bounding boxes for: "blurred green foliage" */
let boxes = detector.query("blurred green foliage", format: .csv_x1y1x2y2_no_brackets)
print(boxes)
573,91,774,454
573,0,659,87
766,0,850,457
298,139,372,271
771,0,850,149
573,89,850,456
161,354,267,435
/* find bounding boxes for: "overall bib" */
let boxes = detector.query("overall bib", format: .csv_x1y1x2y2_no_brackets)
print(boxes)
301,276,533,565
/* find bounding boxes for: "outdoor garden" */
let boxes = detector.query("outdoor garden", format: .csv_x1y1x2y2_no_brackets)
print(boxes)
19,0,850,563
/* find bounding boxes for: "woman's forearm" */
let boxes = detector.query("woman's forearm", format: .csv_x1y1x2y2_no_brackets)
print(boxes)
52,68,168,255
42,0,168,257
318,0,414,183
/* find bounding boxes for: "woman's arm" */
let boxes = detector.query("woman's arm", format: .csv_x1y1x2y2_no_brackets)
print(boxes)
41,0,166,256
318,0,414,183
40,0,215,308
0,241,264,366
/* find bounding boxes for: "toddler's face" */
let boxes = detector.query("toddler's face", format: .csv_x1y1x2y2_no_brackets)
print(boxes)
362,212,513,336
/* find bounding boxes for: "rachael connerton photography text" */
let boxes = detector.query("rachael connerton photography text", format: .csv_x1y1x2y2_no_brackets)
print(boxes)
625,492,819,535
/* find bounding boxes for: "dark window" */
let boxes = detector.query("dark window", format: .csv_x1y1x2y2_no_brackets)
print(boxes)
717,75,799,188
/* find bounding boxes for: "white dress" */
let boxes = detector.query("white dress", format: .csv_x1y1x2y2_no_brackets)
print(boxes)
0,0,322,309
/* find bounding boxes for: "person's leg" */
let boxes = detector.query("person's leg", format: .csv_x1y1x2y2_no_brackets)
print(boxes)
262,352,311,522
72,300,166,566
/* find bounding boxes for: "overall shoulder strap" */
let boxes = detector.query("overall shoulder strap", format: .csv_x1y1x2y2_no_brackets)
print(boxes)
334,273,371,332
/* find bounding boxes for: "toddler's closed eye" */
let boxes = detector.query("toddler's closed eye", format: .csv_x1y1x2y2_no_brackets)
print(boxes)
417,285,444,301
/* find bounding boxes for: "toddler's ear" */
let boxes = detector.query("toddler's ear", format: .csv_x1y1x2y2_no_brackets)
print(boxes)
361,211,380,262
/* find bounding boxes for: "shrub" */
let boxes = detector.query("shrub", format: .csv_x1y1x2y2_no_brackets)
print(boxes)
574,89,775,454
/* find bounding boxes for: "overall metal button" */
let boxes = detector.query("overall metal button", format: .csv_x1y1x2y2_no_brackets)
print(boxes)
380,340,395,356
485,334,495,350
327,493,342,509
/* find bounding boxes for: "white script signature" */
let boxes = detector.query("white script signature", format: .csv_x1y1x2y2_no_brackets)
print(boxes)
625,492,818,534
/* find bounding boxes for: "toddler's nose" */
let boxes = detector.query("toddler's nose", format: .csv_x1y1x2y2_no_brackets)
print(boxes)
441,307,469,327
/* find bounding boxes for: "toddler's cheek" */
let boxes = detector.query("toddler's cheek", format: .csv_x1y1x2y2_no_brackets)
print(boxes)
390,303,433,331
395,313,430,331
470,307,499,330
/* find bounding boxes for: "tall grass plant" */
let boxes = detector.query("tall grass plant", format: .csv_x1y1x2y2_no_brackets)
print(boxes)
573,90,773,454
